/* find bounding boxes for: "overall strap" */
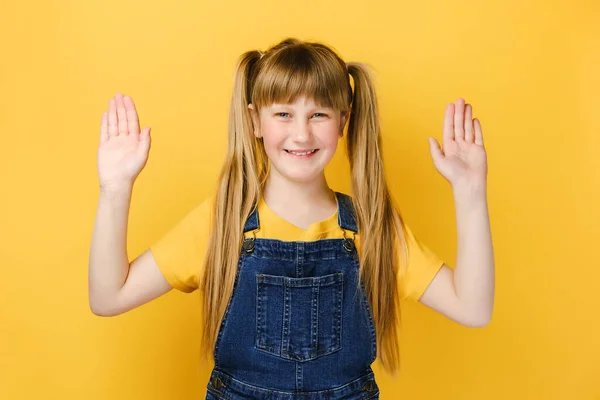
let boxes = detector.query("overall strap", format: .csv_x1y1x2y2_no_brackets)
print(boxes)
243,204,260,233
335,192,358,233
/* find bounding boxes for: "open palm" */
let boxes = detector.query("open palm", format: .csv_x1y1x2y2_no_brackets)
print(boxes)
97,93,151,190
428,98,487,188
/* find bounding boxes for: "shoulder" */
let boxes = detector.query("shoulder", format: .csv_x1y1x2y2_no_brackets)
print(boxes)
148,195,216,293
159,196,214,242
396,222,445,301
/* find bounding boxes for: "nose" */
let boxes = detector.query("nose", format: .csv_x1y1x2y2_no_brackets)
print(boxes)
289,119,312,142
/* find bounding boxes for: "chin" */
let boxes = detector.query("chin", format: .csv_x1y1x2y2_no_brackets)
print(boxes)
284,172,323,183
272,166,324,184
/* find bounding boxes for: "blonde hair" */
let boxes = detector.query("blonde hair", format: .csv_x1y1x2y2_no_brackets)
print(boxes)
199,37,409,375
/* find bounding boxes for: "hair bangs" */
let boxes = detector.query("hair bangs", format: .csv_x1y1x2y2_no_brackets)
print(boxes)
251,46,351,112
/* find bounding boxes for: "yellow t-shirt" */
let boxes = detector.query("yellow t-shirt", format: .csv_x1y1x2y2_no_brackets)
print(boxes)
149,194,444,302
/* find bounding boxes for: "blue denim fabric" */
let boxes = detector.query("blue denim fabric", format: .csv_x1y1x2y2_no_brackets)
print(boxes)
206,192,380,399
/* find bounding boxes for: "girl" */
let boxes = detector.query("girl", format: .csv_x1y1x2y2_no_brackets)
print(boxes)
89,37,494,399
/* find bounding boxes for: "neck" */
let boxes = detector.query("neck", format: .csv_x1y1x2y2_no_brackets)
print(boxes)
262,169,336,213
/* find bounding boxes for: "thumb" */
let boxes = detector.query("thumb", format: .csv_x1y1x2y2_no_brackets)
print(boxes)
138,127,151,154
428,137,443,163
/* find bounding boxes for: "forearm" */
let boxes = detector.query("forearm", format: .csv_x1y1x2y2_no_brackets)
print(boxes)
88,185,133,313
452,183,495,324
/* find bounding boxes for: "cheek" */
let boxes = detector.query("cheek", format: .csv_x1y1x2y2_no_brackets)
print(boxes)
260,123,284,151
319,126,342,149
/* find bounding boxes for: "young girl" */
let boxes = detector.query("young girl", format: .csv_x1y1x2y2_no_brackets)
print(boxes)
89,37,494,399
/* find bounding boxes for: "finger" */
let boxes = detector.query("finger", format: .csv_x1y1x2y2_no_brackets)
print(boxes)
428,137,444,163
100,112,109,144
454,98,465,141
443,103,454,144
464,104,473,143
123,95,140,136
108,98,118,137
115,93,129,136
474,118,484,146
137,127,152,155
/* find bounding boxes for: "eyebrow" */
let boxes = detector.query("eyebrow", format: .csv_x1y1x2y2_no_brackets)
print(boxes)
270,104,331,109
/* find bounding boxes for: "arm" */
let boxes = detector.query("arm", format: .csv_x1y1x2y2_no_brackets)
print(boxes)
419,185,494,327
88,93,172,316
88,185,172,316
419,98,495,327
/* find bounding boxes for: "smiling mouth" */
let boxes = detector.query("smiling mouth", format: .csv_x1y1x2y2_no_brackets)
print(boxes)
285,149,318,156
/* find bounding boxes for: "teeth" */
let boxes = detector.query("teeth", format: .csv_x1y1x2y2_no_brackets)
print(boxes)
288,149,316,156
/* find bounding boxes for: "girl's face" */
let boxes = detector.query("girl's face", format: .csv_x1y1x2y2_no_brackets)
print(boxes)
248,95,349,184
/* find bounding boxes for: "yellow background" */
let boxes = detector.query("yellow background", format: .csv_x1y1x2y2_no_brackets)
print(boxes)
1,0,598,398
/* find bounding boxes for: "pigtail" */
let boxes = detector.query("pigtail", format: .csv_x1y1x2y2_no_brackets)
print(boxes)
199,50,267,363
347,62,405,375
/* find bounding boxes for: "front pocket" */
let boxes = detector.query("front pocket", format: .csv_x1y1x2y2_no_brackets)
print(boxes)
255,272,343,362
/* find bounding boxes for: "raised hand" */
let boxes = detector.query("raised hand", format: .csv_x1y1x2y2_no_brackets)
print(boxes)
98,93,151,191
428,98,487,189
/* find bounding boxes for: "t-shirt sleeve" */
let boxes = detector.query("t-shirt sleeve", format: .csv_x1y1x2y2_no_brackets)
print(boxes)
397,223,445,302
149,197,213,293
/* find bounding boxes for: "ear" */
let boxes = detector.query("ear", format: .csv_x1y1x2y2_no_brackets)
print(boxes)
247,103,261,138
339,108,351,137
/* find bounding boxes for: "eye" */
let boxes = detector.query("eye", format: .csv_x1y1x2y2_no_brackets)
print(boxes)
313,113,328,118
275,112,290,118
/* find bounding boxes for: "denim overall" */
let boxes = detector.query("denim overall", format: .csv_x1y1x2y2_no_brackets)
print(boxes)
205,192,380,399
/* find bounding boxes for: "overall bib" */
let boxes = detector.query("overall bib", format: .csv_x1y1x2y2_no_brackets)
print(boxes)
206,192,380,399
